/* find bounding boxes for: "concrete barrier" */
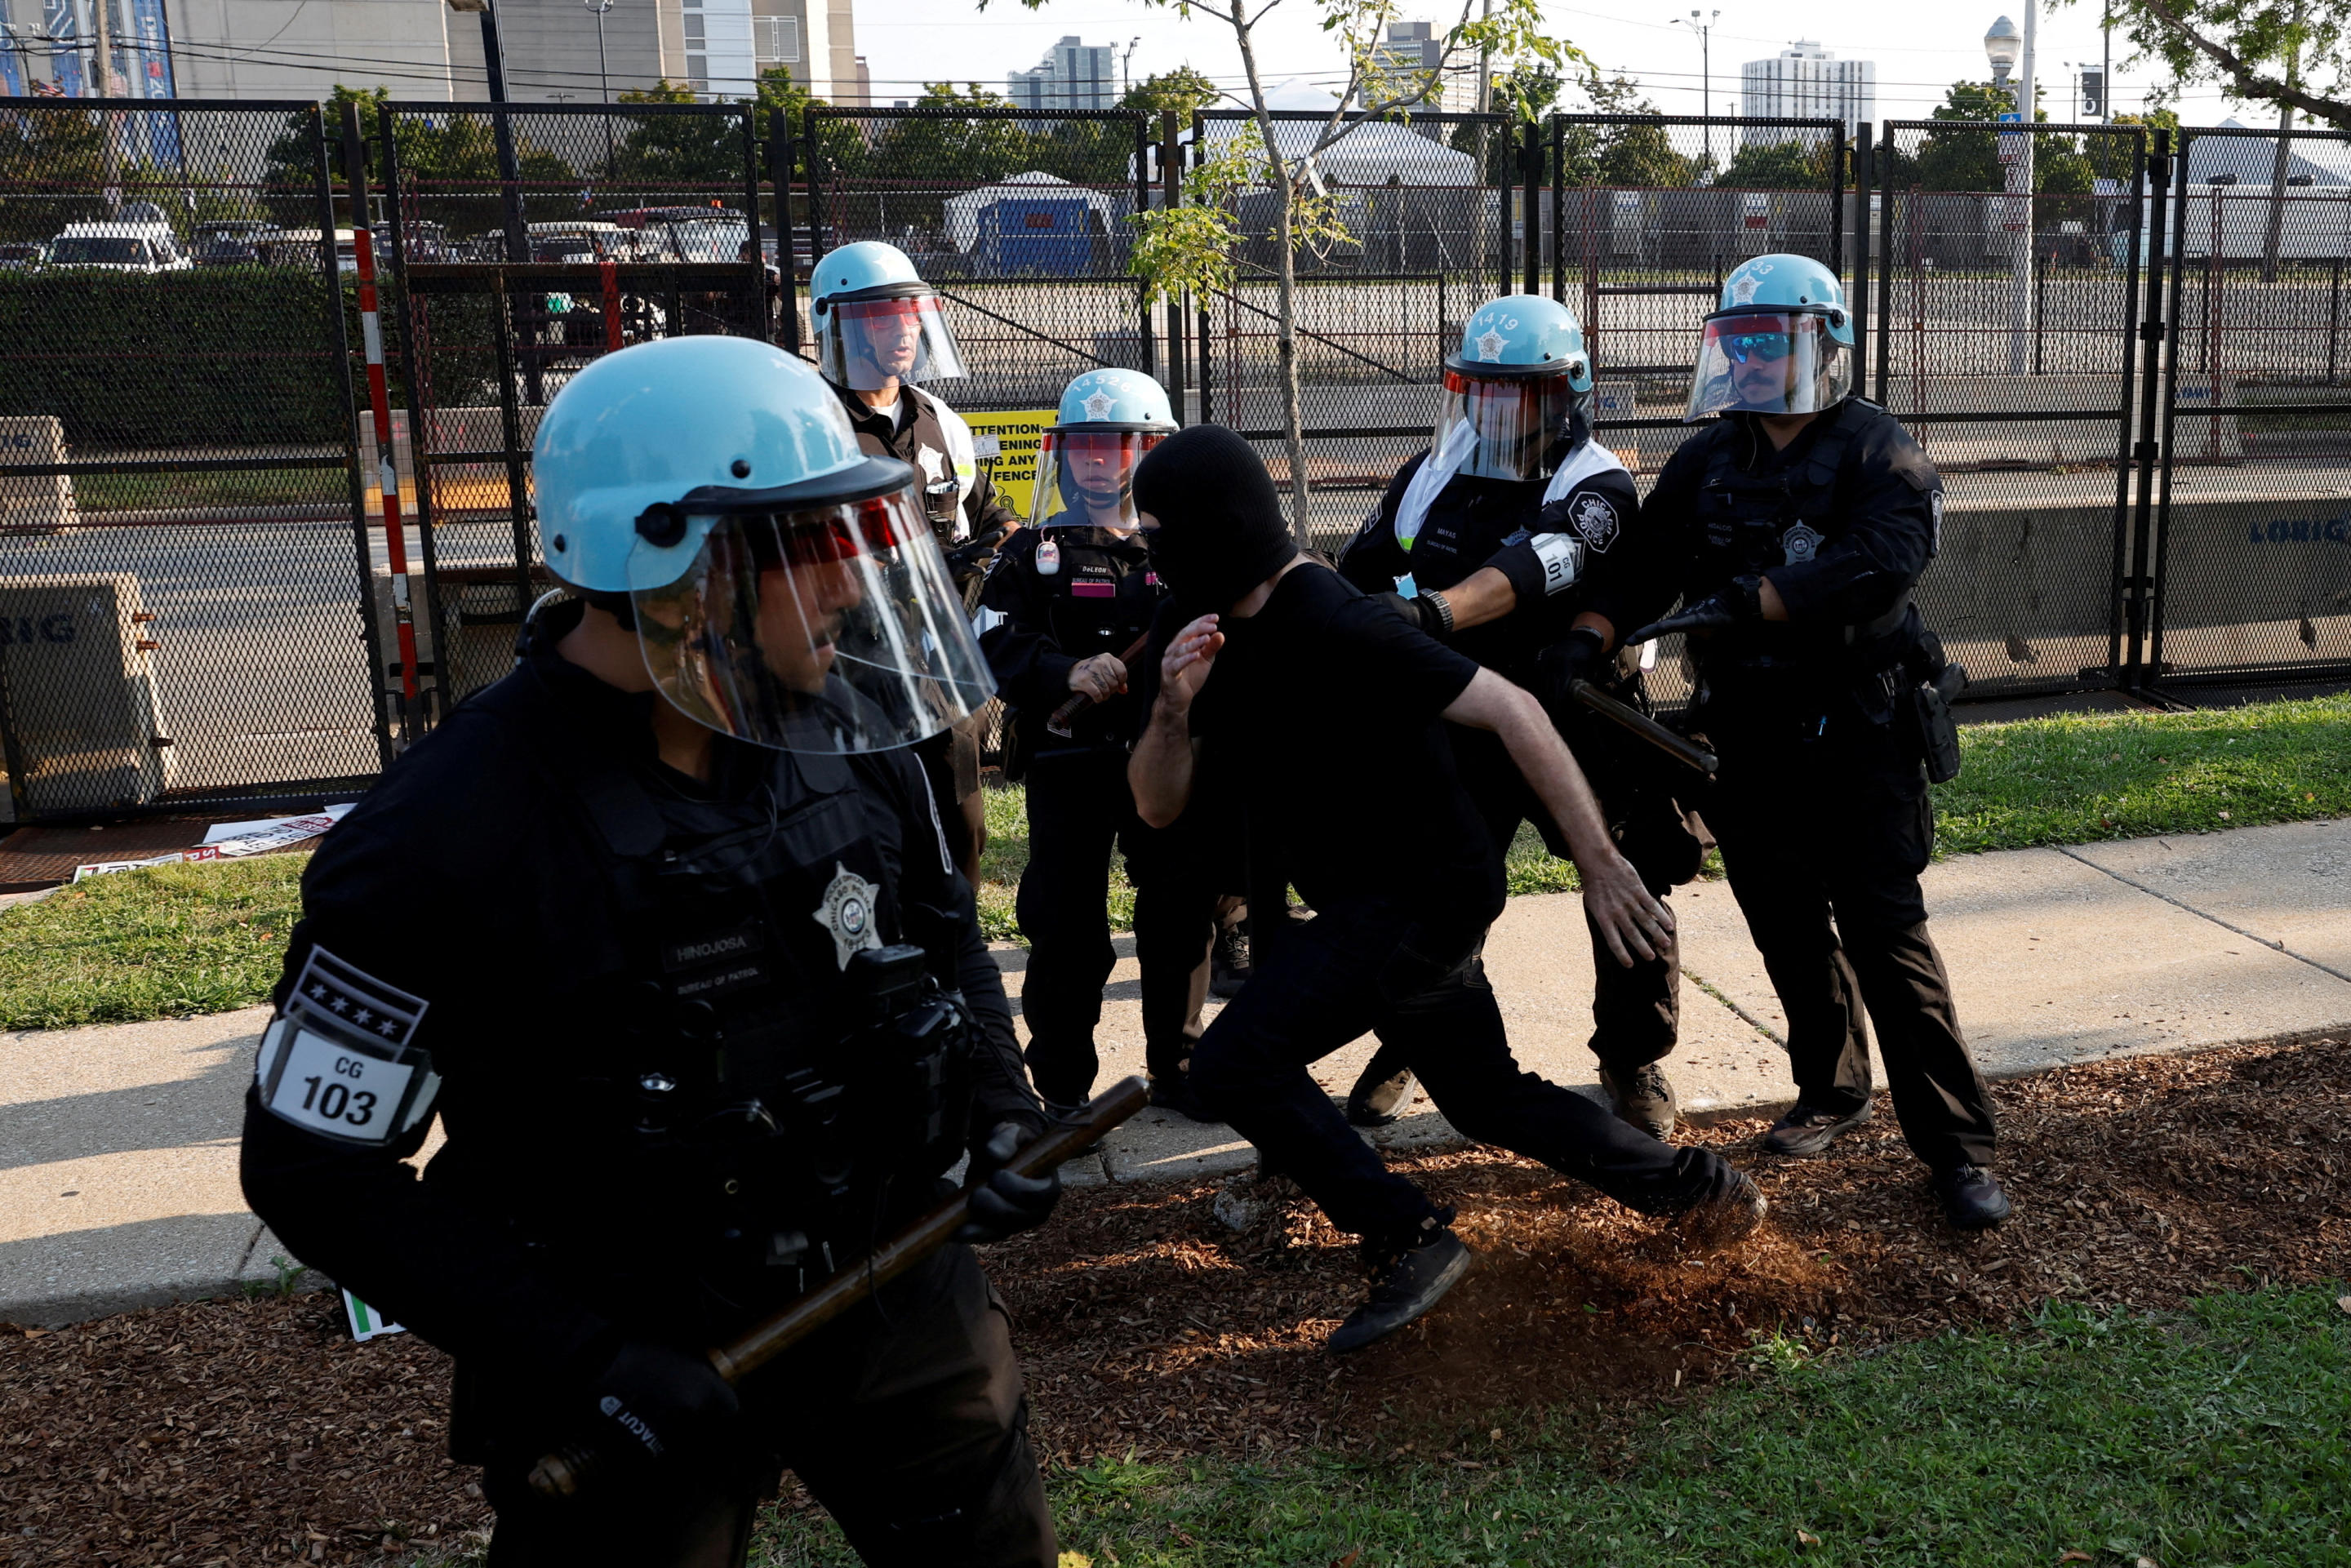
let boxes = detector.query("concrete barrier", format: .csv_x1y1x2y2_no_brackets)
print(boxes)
0,415,78,534
0,574,174,819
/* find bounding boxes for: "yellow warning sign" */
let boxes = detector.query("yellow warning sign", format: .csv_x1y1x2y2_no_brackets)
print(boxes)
961,408,1056,524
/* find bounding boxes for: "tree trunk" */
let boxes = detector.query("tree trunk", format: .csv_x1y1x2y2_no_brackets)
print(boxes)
2262,9,2304,284
1233,24,1315,549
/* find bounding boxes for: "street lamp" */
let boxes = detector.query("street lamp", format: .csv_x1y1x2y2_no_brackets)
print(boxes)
1674,9,1722,178
1985,9,2037,375
1121,36,1140,100
586,0,615,104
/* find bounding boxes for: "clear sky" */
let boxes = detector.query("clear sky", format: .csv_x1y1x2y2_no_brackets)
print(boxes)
856,0,2278,128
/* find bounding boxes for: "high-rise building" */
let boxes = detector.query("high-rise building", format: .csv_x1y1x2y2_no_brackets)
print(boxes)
1371,20,1481,113
1738,41,1875,140
1007,36,1115,113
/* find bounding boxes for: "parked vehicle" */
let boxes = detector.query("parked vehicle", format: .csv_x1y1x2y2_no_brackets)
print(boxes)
192,220,280,267
261,228,358,272
47,222,191,272
0,240,47,270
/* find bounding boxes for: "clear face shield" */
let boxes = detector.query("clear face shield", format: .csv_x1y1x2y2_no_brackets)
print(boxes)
1428,369,1591,484
1029,429,1170,529
628,485,994,754
1684,311,1855,420
816,293,968,393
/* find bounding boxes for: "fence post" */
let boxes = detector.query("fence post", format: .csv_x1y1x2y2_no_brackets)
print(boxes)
1135,114,1154,379
1829,124,1847,285
1192,111,1212,426
378,101,448,728
1851,122,1871,392
739,105,770,344
1520,117,1542,296
802,105,826,289
2121,128,2173,690
487,273,536,626
1160,109,1188,424
2144,131,2192,690
1548,115,1566,303
770,108,801,355
339,98,420,752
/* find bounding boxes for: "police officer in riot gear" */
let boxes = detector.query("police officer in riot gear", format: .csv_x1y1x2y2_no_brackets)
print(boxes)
811,240,1018,888
239,337,1064,1565
1590,254,2010,1230
975,370,1222,1122
1336,295,1700,1139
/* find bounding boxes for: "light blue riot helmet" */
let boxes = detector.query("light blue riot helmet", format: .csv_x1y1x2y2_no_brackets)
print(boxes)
1686,253,1856,420
809,240,968,393
533,335,993,753
1030,368,1179,528
1426,294,1598,486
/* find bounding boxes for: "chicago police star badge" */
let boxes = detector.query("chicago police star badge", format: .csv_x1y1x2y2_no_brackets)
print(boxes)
1780,521,1824,565
814,863,884,970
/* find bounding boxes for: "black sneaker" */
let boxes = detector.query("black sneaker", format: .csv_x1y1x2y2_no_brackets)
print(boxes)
1761,1099,1873,1158
1209,919,1253,999
1042,1099,1104,1157
1327,1231,1476,1353
1345,1065,1417,1128
1599,1061,1678,1140
1669,1170,1768,1250
1148,1071,1223,1125
1931,1164,2012,1229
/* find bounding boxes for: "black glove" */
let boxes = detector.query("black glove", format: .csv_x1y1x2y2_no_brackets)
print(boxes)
581,1340,740,1470
1480,530,1585,606
1624,575,1765,646
1535,625,1610,701
1371,589,1455,639
953,1119,1062,1244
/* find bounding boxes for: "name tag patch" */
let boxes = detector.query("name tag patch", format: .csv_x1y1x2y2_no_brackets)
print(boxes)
1532,532,1584,596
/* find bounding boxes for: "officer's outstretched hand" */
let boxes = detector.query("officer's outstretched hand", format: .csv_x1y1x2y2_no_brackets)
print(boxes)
1624,576,1766,646
953,1120,1063,1245
1580,846,1677,970
583,1340,740,1472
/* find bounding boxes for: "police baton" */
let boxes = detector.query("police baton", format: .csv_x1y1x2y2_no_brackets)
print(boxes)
1046,630,1152,737
1567,681,1718,777
526,1076,1151,1500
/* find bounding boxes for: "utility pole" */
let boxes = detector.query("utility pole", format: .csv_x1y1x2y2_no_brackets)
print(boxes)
1986,11,2035,375
1675,11,1721,178
1121,36,1140,100
447,0,530,264
91,0,122,206
1475,0,1494,114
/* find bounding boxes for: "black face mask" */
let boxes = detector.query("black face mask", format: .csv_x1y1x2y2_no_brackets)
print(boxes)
1132,424,1296,617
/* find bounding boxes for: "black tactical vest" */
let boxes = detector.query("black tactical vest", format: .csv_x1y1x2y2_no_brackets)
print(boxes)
1018,522,1164,762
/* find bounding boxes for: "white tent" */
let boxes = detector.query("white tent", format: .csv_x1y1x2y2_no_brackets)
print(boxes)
1192,116,1480,188
943,171,1122,253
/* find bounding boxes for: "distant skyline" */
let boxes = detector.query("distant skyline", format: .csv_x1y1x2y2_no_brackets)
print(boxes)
858,1,2276,127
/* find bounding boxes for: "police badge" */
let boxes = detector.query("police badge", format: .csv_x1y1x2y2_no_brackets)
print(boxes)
1780,521,1824,565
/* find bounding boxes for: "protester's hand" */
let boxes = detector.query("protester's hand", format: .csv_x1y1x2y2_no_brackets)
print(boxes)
1066,653,1128,704
1157,614,1222,714
1624,577,1763,646
1579,846,1676,968
1372,591,1454,640
953,1120,1062,1244
581,1340,740,1472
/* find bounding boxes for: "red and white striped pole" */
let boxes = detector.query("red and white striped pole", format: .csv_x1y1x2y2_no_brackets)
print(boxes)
353,222,423,738
338,104,423,746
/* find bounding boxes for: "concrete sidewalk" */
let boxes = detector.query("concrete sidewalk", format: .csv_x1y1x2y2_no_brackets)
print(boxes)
3,819,2346,1327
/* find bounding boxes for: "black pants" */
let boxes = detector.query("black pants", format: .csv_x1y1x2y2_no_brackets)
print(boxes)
1702,713,1997,1170
1190,897,1739,1250
481,1246,1055,1568
1016,748,1218,1104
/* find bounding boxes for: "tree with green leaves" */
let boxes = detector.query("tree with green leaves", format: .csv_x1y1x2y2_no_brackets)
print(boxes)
1557,78,1700,190
992,0,1581,543
2071,0,2347,129
1120,65,1221,120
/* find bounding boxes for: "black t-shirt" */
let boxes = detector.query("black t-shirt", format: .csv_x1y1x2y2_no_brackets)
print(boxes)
1169,562,1503,926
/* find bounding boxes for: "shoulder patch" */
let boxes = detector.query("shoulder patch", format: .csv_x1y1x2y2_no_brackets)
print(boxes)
254,946,439,1148
1567,490,1621,553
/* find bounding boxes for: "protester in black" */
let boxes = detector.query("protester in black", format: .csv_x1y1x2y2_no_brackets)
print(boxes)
1127,424,1764,1355
1589,253,2008,1230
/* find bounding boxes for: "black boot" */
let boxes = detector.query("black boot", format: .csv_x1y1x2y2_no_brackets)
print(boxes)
1931,1164,2011,1229
1210,917,1253,999
1148,1064,1223,1125
1327,1228,1476,1353
1762,1099,1873,1157
1599,1061,1678,1141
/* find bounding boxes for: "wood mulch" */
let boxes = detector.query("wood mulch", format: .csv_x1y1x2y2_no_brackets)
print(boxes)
6,1036,2347,1565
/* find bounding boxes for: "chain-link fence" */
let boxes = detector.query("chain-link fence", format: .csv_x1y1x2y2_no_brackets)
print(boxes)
6,100,2349,826
0,97,383,824
2149,124,2351,689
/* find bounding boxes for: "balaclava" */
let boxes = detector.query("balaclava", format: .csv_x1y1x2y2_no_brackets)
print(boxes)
1131,424,1297,616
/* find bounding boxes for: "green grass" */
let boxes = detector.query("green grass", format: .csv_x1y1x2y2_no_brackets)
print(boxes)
749,1285,2351,1567
0,855,306,1031
1935,691,2351,855
6,695,2344,1029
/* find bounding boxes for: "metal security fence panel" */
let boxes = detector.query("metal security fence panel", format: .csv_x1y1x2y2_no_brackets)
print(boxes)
0,97,384,823
2151,125,2351,687
376,101,775,710
802,108,1154,414
1873,119,2149,698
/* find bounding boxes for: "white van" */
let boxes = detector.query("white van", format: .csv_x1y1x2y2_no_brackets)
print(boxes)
47,221,191,273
